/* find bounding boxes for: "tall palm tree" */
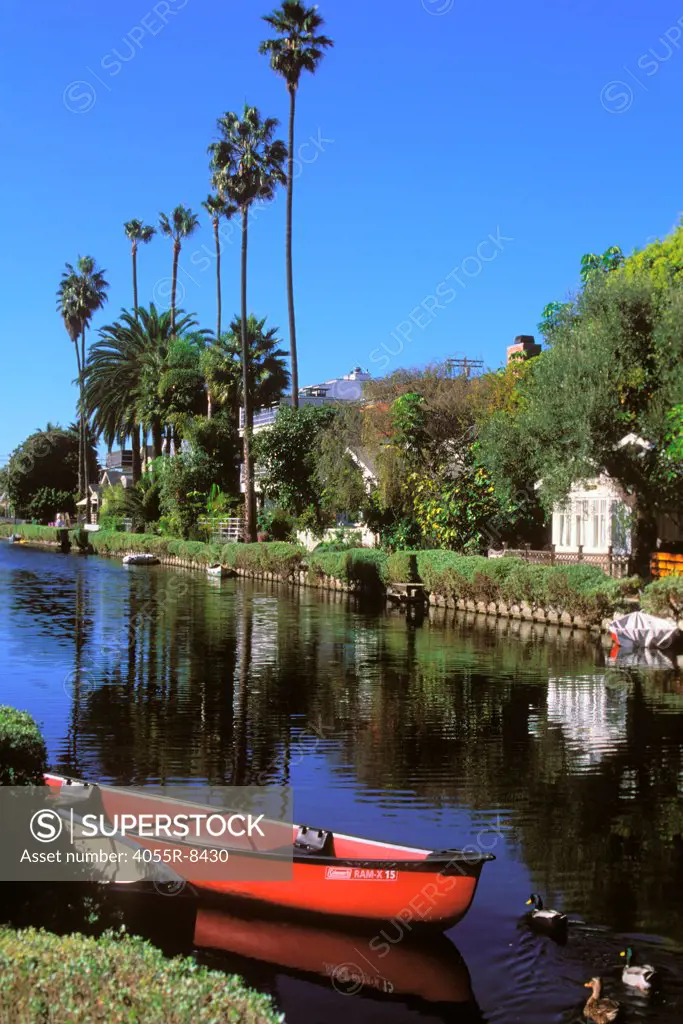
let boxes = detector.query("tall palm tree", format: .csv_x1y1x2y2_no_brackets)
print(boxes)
57,256,109,523
158,206,199,330
123,219,156,480
201,194,236,418
202,315,290,417
209,105,287,541
85,305,203,461
260,2,333,409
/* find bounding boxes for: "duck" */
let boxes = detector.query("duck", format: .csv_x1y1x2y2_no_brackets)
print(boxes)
525,892,567,927
583,977,620,1023
620,945,657,990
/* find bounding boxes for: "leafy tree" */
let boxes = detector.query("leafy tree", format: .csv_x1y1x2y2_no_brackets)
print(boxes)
5,426,96,523
252,404,336,527
623,219,683,288
56,256,109,521
157,335,208,429
182,411,241,497
158,206,200,329
260,1,333,408
209,105,287,541
580,245,625,284
480,273,683,570
154,449,216,538
123,219,156,481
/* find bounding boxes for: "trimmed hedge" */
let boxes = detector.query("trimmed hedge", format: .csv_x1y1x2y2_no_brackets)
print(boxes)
413,553,634,622
0,707,46,786
0,927,283,1024
308,548,388,588
642,576,683,618
386,551,419,584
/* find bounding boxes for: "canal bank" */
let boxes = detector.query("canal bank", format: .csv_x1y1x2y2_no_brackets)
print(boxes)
0,524,672,634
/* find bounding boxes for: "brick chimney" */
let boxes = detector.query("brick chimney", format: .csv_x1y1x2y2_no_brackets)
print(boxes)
506,335,541,365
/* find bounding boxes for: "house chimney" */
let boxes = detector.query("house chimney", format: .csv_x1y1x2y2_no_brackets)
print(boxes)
506,335,541,365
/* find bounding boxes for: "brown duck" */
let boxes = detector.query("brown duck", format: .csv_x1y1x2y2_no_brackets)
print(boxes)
583,977,620,1023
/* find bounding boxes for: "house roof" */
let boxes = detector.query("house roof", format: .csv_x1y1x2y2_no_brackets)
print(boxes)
347,447,378,482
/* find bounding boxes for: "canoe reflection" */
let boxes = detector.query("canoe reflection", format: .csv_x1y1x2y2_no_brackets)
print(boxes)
194,903,476,1007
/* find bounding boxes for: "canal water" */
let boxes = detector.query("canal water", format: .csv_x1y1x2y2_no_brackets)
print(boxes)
2,540,683,1023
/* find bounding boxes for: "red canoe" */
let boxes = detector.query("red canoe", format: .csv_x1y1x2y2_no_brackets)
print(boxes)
44,773,493,929
194,905,475,1004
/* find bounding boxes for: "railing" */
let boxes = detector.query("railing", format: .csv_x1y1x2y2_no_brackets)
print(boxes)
198,517,244,543
490,544,631,578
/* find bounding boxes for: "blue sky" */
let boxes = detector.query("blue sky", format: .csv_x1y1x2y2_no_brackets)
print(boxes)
1,0,683,461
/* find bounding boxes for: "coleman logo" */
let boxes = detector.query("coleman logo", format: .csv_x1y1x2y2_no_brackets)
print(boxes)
325,867,398,881
325,867,353,880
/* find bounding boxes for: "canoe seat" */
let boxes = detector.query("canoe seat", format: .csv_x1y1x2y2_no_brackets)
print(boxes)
294,826,334,856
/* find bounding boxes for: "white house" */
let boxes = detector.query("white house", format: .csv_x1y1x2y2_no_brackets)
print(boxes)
551,474,631,556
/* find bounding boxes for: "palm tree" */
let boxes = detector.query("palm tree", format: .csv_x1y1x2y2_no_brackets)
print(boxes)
209,105,287,541
57,256,109,523
202,315,290,417
260,2,333,409
158,206,200,330
123,220,156,479
201,194,237,418
85,305,203,461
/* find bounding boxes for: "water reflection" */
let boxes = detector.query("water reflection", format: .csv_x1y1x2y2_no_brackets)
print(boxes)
3,542,683,1022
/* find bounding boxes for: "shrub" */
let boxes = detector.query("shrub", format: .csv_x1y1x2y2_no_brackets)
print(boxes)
308,548,387,588
0,927,283,1024
386,551,419,584
642,576,683,618
233,542,304,578
0,707,47,786
257,507,295,542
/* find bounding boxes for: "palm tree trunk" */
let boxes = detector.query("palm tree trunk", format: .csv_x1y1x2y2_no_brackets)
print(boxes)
240,208,256,543
287,86,299,410
151,419,163,459
81,327,91,525
215,218,222,344
131,424,141,485
207,217,221,421
73,341,83,499
132,243,138,315
171,241,179,330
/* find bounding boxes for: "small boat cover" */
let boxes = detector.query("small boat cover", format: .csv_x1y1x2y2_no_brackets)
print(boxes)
609,611,679,650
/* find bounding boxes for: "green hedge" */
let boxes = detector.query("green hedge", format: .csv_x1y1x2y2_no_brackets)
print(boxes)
308,548,388,587
642,576,683,618
0,524,60,544
0,707,47,786
386,551,419,584
0,927,283,1024
413,553,633,622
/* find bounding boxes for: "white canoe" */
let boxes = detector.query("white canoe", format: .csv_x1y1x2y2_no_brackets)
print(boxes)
207,564,230,578
122,553,160,566
609,611,679,650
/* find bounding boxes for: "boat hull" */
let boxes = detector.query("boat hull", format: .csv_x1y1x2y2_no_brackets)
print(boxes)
44,775,492,929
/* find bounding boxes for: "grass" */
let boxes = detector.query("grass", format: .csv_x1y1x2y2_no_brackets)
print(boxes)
0,927,284,1024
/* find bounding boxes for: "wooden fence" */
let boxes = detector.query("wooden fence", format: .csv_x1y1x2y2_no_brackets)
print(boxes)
490,544,631,578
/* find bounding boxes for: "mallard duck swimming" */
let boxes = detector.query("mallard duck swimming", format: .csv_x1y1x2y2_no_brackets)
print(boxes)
620,946,656,990
525,892,567,926
583,977,620,1023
